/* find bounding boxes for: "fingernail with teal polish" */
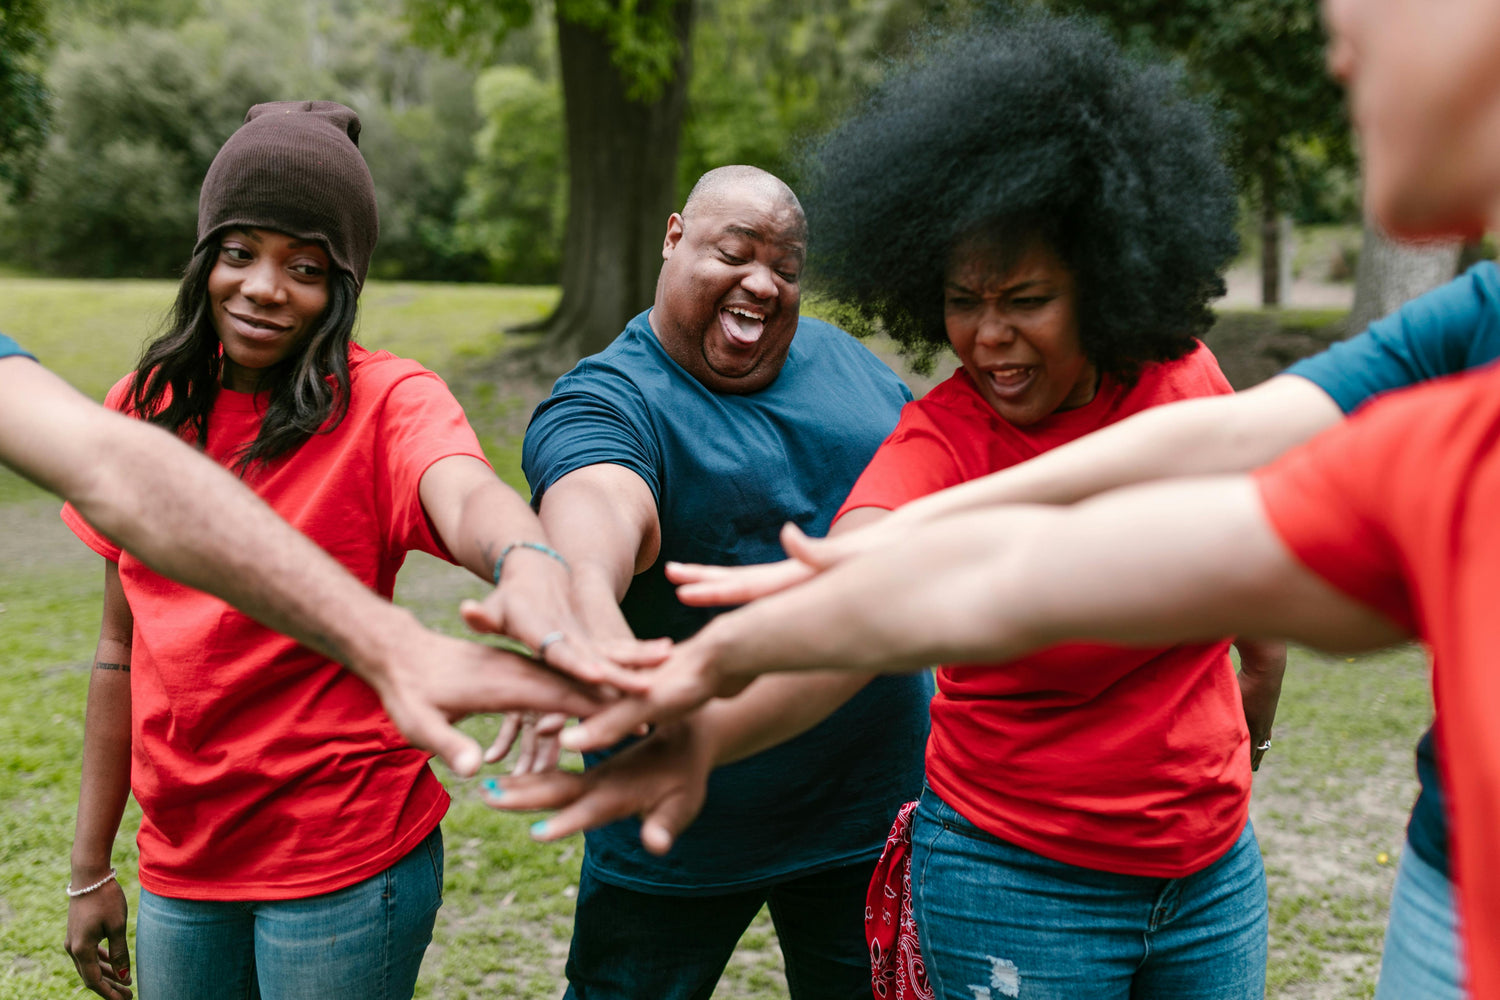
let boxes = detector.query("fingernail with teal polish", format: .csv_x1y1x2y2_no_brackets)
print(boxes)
531,820,550,839
482,778,501,798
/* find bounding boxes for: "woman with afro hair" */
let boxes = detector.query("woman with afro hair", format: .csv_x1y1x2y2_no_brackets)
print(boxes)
795,17,1280,999
494,15,1281,997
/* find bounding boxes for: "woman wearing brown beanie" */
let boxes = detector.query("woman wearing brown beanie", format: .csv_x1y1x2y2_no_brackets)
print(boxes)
58,101,608,1000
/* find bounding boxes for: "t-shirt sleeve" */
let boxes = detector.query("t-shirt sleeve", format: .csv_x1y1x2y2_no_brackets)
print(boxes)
522,367,662,507
1283,264,1494,413
378,371,491,558
1252,413,1418,632
836,401,966,521
0,333,35,361
60,376,137,562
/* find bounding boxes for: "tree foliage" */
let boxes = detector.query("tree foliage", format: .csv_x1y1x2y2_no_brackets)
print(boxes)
1049,0,1351,195
405,0,687,102
0,0,53,190
455,65,566,283
4,0,483,280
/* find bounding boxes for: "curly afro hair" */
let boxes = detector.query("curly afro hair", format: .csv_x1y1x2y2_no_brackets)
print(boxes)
800,15,1238,382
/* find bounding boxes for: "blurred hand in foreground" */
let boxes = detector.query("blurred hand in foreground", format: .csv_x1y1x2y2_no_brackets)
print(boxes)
460,558,663,694
667,520,883,606
366,624,613,778
487,711,567,774
484,721,714,855
557,636,749,755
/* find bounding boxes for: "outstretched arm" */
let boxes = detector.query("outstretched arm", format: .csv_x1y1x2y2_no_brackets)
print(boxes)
570,475,1406,749
671,375,1343,607
0,357,606,776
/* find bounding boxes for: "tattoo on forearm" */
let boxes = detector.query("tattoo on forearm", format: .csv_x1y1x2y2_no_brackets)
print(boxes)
93,662,130,673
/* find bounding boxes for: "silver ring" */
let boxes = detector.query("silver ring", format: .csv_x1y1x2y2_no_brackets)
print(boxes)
1255,739,1272,752
537,631,565,658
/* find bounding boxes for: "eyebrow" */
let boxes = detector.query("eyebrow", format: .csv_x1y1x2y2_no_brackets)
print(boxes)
945,278,1049,294
721,225,807,257
226,229,323,251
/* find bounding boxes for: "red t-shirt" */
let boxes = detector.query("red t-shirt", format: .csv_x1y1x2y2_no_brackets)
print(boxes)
63,345,488,900
1256,363,1500,1000
839,344,1247,877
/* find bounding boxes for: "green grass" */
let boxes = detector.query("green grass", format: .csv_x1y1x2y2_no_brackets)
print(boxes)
0,278,1430,999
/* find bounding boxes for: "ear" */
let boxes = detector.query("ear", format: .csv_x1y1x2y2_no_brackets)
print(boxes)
662,213,686,260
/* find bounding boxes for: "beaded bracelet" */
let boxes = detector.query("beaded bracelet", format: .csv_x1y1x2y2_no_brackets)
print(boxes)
66,868,117,898
492,541,570,585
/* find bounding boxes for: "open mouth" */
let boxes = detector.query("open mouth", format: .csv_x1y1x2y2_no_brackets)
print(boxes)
985,365,1037,396
718,305,766,347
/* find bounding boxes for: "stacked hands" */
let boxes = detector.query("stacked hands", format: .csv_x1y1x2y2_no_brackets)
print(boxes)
478,512,944,848
482,518,898,855
473,508,1282,855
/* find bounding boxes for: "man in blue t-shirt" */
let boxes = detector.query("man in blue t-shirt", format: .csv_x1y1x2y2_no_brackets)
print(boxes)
515,166,931,999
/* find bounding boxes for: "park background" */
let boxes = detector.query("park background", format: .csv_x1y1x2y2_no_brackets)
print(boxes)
0,0,1458,996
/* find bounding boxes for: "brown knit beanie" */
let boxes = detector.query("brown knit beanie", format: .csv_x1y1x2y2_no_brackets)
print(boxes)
195,101,379,290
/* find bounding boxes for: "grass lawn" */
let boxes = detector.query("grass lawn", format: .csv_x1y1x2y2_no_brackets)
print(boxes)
0,279,1431,998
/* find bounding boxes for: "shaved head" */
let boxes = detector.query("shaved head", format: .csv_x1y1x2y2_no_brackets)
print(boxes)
682,166,806,242
650,166,807,394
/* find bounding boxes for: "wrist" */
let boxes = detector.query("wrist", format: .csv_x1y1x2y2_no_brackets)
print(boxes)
491,540,569,586
341,603,426,691
68,857,114,882
683,622,734,691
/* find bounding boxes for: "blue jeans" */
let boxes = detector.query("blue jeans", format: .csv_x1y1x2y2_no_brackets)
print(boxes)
1375,840,1465,1000
563,858,875,1000
136,825,444,1000
911,790,1266,1000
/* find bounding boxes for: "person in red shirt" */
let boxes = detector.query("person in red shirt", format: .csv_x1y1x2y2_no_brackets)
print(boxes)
58,101,623,1000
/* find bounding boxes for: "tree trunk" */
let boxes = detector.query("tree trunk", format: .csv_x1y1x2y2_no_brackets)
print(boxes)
1346,220,1462,334
529,0,694,361
1259,164,1281,307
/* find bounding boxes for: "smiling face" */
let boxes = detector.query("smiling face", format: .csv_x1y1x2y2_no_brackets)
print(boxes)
208,228,331,392
649,180,806,395
1323,0,1500,238
944,236,1096,427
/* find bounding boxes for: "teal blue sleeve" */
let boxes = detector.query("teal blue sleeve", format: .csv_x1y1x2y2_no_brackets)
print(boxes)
0,333,35,361
1283,261,1500,413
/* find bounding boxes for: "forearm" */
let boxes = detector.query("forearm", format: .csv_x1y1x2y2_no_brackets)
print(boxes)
443,477,555,584
692,477,1407,681
74,431,424,672
71,643,133,880
568,564,638,642
535,466,661,643
888,375,1343,523
691,672,873,766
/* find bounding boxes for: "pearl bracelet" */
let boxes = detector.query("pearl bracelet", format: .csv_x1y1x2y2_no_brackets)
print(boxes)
66,868,117,898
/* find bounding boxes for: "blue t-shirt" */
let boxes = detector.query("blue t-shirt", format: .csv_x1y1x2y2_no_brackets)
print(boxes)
1285,260,1500,877
0,333,35,360
525,310,933,894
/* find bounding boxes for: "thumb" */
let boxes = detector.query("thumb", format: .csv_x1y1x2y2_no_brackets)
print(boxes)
780,522,838,569
403,702,484,777
107,932,131,985
640,790,705,856
460,596,504,636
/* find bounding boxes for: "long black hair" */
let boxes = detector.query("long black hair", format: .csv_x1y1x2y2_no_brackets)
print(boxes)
800,14,1239,382
128,239,359,474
